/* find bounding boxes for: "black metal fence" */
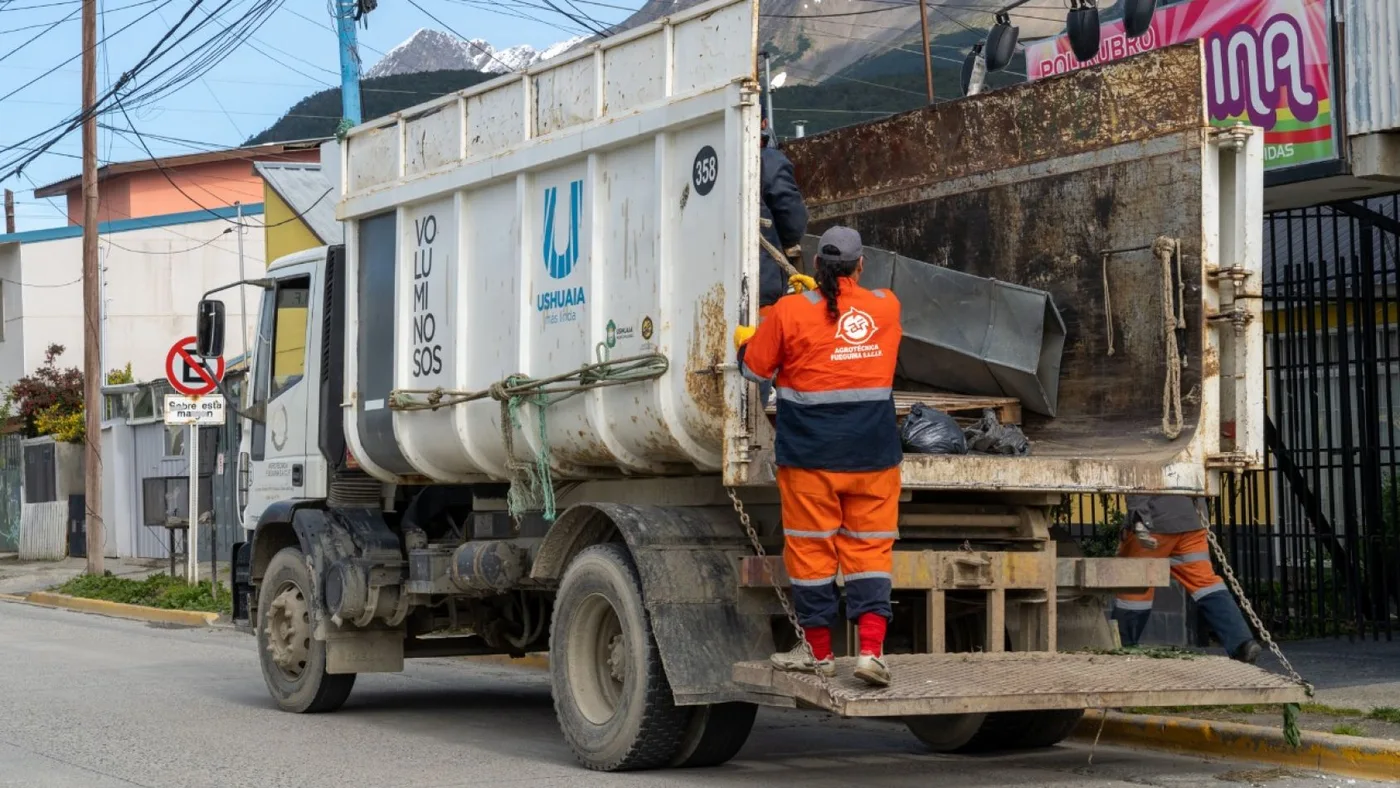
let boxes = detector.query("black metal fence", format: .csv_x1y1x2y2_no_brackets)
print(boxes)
1064,194,1400,640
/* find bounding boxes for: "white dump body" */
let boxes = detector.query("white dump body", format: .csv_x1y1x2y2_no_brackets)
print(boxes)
337,0,758,484
336,17,1265,497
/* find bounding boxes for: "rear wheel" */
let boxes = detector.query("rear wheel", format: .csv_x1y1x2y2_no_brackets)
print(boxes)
903,713,987,752
671,702,757,767
961,709,1086,752
256,546,356,713
551,544,692,771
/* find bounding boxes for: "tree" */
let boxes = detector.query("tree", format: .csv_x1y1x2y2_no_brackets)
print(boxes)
9,344,84,442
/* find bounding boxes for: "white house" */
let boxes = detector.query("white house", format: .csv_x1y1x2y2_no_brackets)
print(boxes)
0,206,263,388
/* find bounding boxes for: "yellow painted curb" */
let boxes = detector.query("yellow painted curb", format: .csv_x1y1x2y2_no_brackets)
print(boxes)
23,592,220,627
461,653,550,671
1073,710,1400,783
0,593,26,603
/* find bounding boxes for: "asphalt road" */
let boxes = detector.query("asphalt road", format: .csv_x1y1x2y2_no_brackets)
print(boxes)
0,602,1380,788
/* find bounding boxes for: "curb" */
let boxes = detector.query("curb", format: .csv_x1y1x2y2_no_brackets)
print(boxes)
1073,710,1400,782
19,592,220,627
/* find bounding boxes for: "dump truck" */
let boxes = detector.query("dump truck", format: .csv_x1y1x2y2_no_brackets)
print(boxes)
207,0,1306,771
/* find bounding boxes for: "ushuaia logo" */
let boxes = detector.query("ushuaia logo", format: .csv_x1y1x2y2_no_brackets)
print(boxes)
1206,14,1317,129
538,179,587,318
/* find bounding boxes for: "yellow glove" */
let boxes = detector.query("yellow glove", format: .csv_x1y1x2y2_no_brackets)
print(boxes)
733,325,756,350
788,273,817,294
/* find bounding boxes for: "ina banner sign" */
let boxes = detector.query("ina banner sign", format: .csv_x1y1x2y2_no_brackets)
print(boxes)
1026,0,1337,171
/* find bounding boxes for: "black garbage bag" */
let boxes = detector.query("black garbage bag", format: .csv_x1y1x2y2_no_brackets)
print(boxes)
901,404,968,455
964,409,1031,456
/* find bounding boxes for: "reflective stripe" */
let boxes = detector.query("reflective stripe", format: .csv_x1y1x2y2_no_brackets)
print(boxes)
1192,583,1227,600
1114,599,1154,611
740,360,771,384
1170,551,1211,565
838,528,899,540
842,571,892,582
775,386,893,405
802,290,821,304
784,528,836,539
792,575,837,587
870,289,887,299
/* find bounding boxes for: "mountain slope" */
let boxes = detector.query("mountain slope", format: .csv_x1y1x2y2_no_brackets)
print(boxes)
366,28,587,77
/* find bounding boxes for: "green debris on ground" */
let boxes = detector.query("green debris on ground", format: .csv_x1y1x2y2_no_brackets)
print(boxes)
54,572,230,616
1330,722,1365,737
1367,706,1400,724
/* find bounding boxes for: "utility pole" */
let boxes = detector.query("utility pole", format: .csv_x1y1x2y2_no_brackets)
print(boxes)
4,189,14,234
80,0,104,575
235,202,249,357
335,0,363,130
918,0,934,102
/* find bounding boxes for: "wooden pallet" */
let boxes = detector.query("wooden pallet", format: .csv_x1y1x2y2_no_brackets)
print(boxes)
766,391,1021,425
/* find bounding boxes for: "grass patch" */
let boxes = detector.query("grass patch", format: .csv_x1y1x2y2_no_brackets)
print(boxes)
1300,702,1366,718
54,572,230,616
1331,723,1365,737
1368,707,1400,724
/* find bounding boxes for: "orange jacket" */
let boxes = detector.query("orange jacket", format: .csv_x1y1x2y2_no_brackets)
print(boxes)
739,278,903,471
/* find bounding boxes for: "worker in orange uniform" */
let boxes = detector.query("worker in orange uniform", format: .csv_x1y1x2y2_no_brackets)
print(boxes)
733,225,903,687
1112,495,1262,663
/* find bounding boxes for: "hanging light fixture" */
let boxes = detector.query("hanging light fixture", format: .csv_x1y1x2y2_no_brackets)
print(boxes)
1123,0,1157,38
985,12,1018,72
1066,0,1101,62
961,41,987,97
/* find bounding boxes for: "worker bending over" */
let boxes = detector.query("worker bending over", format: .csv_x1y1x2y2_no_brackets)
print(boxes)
734,226,903,687
1112,495,1262,663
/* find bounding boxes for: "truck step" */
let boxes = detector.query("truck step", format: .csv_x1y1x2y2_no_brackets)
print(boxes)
732,652,1307,717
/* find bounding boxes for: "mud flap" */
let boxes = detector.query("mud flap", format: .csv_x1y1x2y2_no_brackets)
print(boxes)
535,503,779,706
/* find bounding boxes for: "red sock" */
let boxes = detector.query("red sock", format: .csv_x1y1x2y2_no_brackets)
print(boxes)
803,626,833,660
857,613,887,656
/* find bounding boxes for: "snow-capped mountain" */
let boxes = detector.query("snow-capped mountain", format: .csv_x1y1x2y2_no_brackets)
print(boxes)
366,29,588,78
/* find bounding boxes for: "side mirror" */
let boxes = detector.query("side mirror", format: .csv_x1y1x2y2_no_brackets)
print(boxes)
196,299,226,358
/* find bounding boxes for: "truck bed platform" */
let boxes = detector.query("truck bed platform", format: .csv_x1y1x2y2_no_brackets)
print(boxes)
733,652,1307,717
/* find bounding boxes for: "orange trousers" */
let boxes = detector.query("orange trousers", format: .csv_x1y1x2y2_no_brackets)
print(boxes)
1113,528,1227,610
778,466,900,628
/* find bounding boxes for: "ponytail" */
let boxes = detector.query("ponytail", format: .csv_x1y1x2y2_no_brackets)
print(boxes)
815,258,858,322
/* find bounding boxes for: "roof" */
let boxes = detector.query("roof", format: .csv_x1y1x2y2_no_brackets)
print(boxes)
0,203,263,245
253,162,342,245
33,138,330,197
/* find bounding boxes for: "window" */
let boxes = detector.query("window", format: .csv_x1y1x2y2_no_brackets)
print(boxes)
269,279,310,401
165,425,186,457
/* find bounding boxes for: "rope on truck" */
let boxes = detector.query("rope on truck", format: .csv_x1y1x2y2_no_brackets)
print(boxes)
388,345,669,522
1099,236,1186,440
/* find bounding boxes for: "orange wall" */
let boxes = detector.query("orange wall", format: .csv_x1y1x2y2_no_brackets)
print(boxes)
59,149,319,224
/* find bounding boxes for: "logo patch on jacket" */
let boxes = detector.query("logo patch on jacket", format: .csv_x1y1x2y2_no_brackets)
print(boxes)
832,307,883,361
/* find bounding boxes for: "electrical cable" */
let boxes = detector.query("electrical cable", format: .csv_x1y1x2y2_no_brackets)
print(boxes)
0,4,77,64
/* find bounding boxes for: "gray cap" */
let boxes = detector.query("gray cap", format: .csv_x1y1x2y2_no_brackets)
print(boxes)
817,226,862,263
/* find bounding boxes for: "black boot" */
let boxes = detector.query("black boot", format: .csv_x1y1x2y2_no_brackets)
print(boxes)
1231,639,1262,664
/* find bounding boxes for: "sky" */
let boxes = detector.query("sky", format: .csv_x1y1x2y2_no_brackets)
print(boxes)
0,0,642,232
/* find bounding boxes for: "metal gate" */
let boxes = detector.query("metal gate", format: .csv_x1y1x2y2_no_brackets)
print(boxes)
0,434,22,552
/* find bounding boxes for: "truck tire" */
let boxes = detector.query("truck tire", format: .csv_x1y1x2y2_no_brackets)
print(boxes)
961,709,1086,751
551,543,691,771
670,702,757,768
256,546,356,713
903,713,987,752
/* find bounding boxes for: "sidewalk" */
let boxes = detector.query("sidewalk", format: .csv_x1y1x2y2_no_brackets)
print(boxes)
0,553,168,595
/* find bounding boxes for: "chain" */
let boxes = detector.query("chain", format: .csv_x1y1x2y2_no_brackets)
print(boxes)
725,487,835,697
1199,512,1313,695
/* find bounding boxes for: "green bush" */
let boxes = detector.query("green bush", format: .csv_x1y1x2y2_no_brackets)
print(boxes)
56,572,231,616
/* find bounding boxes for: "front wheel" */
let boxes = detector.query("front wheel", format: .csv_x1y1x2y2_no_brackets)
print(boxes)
256,546,356,713
550,544,692,771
